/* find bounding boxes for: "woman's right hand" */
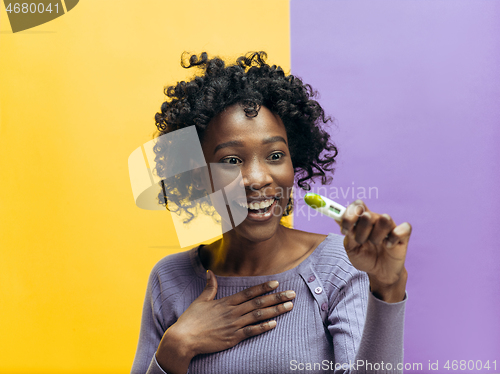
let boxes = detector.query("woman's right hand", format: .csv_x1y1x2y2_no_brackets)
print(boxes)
155,270,296,374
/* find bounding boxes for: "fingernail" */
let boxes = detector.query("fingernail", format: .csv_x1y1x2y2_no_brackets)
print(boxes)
341,228,348,235
285,291,296,298
268,281,279,288
283,301,293,310
206,270,211,280
268,320,277,328
386,241,395,249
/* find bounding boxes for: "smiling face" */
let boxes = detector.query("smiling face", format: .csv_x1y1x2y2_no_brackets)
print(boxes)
200,103,295,242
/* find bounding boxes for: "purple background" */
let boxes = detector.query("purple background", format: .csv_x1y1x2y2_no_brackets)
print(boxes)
291,1,500,371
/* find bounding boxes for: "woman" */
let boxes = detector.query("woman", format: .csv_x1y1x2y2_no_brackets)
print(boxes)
131,52,411,374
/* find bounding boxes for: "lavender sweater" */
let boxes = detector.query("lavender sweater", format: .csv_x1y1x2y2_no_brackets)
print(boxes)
131,234,406,374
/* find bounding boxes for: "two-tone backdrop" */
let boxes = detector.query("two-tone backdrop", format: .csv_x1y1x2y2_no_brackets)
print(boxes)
1,1,498,373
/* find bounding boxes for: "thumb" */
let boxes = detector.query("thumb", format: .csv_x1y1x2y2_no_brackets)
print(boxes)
198,269,218,301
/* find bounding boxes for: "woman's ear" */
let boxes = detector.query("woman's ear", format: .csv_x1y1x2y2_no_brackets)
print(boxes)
188,154,206,191
191,168,203,190
191,166,213,192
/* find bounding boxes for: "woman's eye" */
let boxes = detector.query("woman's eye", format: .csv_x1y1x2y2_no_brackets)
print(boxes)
268,152,284,161
221,157,241,164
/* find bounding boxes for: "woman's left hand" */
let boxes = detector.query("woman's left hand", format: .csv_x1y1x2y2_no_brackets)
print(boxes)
339,200,412,303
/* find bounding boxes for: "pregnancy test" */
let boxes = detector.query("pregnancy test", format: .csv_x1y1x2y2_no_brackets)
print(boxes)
304,193,346,223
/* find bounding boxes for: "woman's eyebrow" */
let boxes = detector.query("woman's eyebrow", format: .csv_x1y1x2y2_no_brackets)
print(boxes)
262,136,287,145
213,136,287,154
213,140,244,154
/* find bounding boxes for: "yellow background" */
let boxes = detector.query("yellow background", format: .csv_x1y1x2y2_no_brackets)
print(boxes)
0,1,290,373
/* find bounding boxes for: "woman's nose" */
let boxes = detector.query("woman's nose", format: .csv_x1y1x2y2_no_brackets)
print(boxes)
241,160,273,191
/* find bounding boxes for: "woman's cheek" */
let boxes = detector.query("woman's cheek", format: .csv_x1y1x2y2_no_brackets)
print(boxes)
277,159,295,189
273,163,295,206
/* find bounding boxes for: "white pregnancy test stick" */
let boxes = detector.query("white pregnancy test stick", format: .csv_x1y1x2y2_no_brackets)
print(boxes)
304,193,346,223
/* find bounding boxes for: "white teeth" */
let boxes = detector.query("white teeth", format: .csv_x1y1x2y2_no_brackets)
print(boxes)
237,201,249,209
237,198,275,210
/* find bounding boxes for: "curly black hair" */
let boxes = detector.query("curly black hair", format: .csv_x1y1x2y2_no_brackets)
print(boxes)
153,51,338,223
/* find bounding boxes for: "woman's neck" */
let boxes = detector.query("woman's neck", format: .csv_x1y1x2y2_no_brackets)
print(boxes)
204,225,295,277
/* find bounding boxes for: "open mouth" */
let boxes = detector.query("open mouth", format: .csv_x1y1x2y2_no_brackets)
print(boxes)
231,198,282,223
237,198,276,214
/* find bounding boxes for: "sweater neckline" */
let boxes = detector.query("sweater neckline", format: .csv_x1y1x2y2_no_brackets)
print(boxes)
188,233,333,286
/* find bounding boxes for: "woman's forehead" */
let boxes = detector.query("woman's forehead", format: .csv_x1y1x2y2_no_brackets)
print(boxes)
203,104,288,146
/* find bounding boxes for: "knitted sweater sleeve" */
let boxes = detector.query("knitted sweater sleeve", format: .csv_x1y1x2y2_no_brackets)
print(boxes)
130,257,188,374
320,236,406,374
